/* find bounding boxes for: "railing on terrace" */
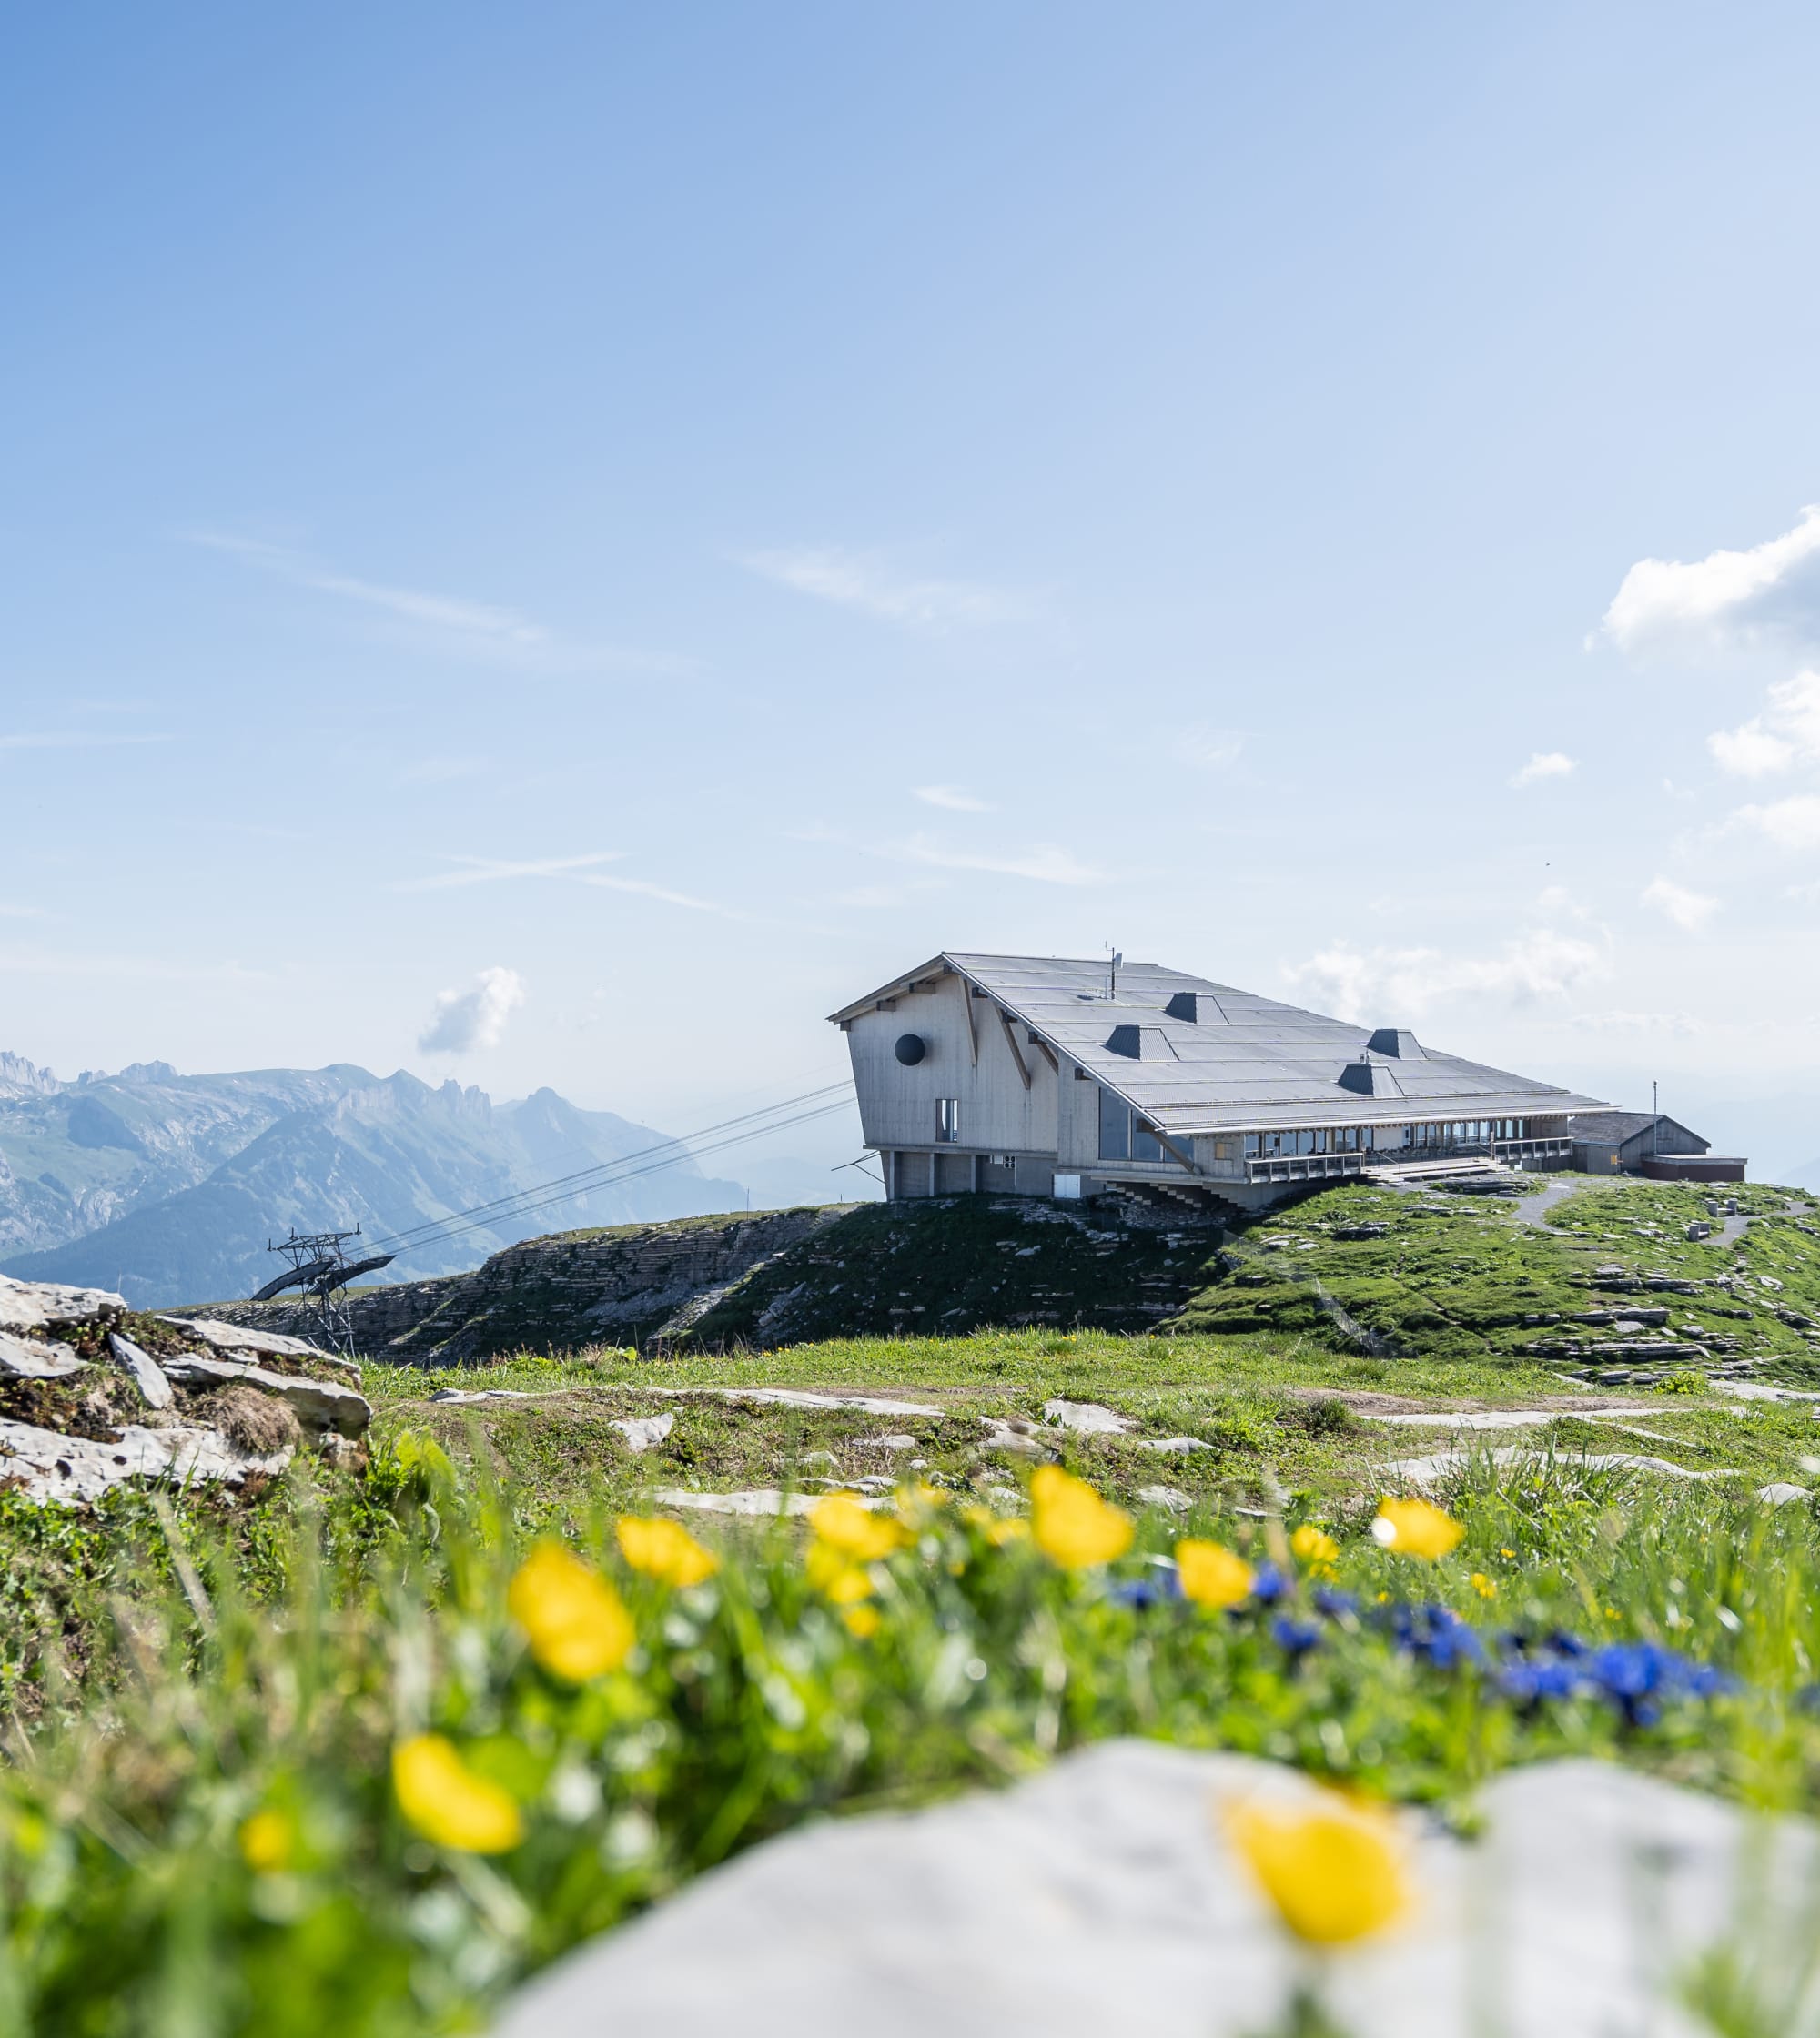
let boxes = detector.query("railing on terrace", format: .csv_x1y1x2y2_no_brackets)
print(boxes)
1242,1135,1573,1185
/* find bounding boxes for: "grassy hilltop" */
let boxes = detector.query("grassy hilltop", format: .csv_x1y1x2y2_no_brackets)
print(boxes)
7,1170,1820,2033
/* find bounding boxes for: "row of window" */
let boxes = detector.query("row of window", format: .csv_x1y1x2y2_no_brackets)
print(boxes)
1245,1126,1377,1157
1409,1119,1532,1145
938,1093,1541,1162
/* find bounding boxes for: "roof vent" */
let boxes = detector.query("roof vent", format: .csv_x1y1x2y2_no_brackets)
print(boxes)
1164,991,1199,1022
1107,1024,1141,1059
1365,1027,1425,1059
1339,1059,1405,1097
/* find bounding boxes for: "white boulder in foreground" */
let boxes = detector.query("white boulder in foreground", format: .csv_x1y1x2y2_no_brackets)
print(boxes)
494,1739,1812,2038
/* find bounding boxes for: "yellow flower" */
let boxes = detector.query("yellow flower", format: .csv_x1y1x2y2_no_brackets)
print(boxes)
617,1516,719,1589
238,1807,295,1873
1499,1547,1516,1559
508,1539,635,1681
1176,1538,1256,1609
1028,1466,1133,1569
805,1540,875,1605
1290,1524,1339,1573
392,1735,524,1854
843,1602,882,1639
1468,1571,1497,1600
810,1493,905,1560
961,1502,1029,1547
1370,1498,1463,1560
1225,1794,1412,1945
894,1478,950,1526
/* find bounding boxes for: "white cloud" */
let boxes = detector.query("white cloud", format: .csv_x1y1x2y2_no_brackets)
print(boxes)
914,784,994,812
1709,722,1795,776
1285,929,1606,1023
1599,503,1820,655
396,852,739,917
1574,1009,1704,1036
1175,725,1244,770
188,532,679,672
1732,795,1820,852
1707,669,1820,777
1641,876,1719,932
577,873,723,913
739,547,1034,631
1510,751,1576,789
893,834,1104,885
418,966,525,1055
193,532,550,647
396,853,627,893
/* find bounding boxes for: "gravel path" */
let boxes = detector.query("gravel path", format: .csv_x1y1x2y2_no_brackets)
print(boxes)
1507,1176,1594,1227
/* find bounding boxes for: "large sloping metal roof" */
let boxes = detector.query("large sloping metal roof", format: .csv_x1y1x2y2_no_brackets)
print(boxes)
831,953,1607,1135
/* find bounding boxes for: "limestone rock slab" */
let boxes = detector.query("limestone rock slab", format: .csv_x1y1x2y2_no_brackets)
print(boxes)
0,1418,292,1504
0,1331,86,1379
1042,1398,1134,1435
157,1353,371,1436
1386,1444,1740,1487
160,1317,361,1380
652,1487,889,1518
612,1412,673,1452
0,1275,124,1333
107,1332,174,1409
493,1739,1811,2038
653,1387,946,1419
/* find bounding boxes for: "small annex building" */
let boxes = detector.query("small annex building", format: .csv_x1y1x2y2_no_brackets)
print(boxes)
830,952,1611,1214
1562,1111,1745,1184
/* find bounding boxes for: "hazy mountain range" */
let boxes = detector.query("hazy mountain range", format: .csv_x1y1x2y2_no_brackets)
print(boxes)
0,1052,765,1307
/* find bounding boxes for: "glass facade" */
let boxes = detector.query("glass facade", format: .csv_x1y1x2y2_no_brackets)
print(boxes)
1407,1118,1530,1147
1244,1126,1377,1158
1098,1089,1188,1167
1240,1119,1539,1160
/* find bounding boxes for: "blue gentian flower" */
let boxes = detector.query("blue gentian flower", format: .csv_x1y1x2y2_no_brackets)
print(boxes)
1313,1588,1358,1620
1105,1561,1184,1611
1385,1603,1488,1670
1271,1616,1323,1661
1585,1642,1739,1725
1498,1656,1584,1707
1249,1563,1290,1607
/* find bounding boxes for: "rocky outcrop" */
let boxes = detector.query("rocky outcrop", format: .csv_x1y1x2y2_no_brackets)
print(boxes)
0,1273,369,1504
176,1206,858,1365
494,1738,1817,2038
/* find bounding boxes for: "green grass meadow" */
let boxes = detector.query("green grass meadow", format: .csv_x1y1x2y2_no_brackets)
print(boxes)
6,1174,1820,2033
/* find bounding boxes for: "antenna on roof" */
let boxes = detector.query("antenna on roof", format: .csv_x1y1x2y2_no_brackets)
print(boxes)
1105,943,1122,1001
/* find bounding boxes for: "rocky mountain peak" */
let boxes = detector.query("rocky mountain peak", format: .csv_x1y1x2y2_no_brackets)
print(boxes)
0,1054,62,1098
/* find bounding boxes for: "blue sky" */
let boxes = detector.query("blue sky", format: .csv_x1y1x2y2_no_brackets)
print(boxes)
6,3,1820,1174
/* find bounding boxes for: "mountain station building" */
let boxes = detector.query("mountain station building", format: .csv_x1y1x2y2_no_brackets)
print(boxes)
831,951,1623,1214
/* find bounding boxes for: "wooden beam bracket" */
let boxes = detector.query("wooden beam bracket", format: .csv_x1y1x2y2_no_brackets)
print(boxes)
996,1005,1032,1090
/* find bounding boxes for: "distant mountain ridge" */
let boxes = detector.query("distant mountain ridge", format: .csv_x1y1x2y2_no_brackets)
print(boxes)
0,1053,746,1307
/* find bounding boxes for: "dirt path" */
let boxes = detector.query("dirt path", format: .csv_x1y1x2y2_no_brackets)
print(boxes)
1508,1177,1594,1227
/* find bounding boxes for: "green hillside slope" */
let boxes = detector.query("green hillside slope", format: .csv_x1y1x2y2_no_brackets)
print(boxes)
1172,1177,1820,1377
671,1175,1820,1382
